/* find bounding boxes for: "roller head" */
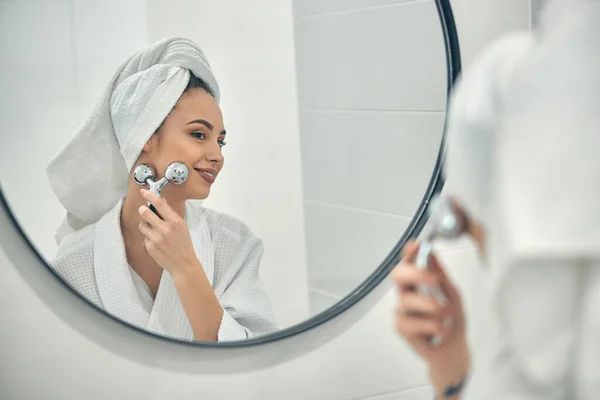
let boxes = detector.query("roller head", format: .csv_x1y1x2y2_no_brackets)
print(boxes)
133,164,156,186
164,162,189,185
428,196,467,239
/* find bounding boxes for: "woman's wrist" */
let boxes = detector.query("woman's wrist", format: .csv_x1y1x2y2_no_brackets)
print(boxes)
429,348,471,399
431,372,467,399
171,259,205,283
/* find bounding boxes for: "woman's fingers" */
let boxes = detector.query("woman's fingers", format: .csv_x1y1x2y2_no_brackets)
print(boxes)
138,204,163,228
392,264,440,293
399,292,449,318
401,239,420,261
138,221,159,242
396,312,445,339
140,189,178,221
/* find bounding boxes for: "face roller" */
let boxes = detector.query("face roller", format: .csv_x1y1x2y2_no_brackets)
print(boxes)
416,195,468,346
133,162,189,217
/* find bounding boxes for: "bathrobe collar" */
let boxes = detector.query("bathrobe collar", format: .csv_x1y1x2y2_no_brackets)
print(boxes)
93,198,215,340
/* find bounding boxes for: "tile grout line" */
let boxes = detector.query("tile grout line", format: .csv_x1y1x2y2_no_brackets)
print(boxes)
349,383,432,400
294,0,431,21
304,199,416,220
298,109,446,115
308,287,343,300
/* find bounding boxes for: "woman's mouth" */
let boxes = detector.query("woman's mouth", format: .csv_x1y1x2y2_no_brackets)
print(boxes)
194,168,216,184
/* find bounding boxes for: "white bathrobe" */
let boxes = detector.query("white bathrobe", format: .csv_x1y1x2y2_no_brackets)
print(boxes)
443,1,600,398
50,199,278,342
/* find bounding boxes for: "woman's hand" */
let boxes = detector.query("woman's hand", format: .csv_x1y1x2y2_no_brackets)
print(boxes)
138,189,201,277
392,240,470,397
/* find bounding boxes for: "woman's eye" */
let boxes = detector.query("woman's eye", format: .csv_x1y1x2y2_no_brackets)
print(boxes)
218,140,227,148
191,132,206,140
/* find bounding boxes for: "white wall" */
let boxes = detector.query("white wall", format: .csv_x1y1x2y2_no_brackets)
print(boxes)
292,0,447,315
0,0,309,329
0,0,531,399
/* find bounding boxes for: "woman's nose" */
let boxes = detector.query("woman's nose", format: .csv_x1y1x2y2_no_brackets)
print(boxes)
206,141,224,163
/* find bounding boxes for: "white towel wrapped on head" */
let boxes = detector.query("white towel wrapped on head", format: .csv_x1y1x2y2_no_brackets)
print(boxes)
46,37,220,245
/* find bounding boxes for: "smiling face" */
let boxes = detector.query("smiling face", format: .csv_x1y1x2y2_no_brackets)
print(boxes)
137,87,226,201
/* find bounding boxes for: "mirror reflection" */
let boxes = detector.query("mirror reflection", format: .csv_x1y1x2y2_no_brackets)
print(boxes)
0,0,448,342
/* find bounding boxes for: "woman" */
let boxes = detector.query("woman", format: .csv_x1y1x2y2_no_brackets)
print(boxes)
393,0,600,398
46,37,278,342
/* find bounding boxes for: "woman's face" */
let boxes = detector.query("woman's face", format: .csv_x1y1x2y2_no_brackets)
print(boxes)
139,88,226,201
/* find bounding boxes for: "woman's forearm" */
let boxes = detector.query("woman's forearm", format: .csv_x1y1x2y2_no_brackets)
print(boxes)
172,263,223,342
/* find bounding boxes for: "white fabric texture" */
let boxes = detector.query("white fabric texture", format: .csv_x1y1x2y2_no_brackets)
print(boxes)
443,0,600,398
50,200,278,342
46,37,220,246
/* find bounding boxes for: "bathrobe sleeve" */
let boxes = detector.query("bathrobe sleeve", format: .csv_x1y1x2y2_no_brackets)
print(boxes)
216,237,279,342
202,208,279,342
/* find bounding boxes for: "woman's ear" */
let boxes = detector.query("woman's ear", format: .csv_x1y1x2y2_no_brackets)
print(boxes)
142,141,151,154
142,133,159,155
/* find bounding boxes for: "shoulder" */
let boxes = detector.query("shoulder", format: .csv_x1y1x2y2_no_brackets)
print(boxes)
446,31,534,144
452,31,533,108
50,224,96,274
202,208,261,245
200,207,264,265
49,224,102,305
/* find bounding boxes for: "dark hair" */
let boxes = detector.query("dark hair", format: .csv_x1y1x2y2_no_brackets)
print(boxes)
183,73,215,98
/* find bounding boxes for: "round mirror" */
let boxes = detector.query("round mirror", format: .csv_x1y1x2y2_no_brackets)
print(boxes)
0,0,460,347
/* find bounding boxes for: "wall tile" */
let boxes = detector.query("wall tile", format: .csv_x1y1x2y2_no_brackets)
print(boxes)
304,201,410,296
309,288,342,316
300,111,445,217
294,0,447,111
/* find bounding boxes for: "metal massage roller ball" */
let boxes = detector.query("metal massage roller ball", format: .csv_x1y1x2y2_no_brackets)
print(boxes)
133,162,190,217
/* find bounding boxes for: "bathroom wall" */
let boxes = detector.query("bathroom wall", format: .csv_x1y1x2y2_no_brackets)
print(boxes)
0,0,309,329
0,0,532,399
292,0,448,315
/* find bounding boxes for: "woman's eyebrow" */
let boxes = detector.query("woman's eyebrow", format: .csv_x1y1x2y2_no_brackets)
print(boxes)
187,119,213,130
186,119,226,135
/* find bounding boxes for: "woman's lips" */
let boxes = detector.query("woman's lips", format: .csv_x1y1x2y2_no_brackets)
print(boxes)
195,168,216,184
